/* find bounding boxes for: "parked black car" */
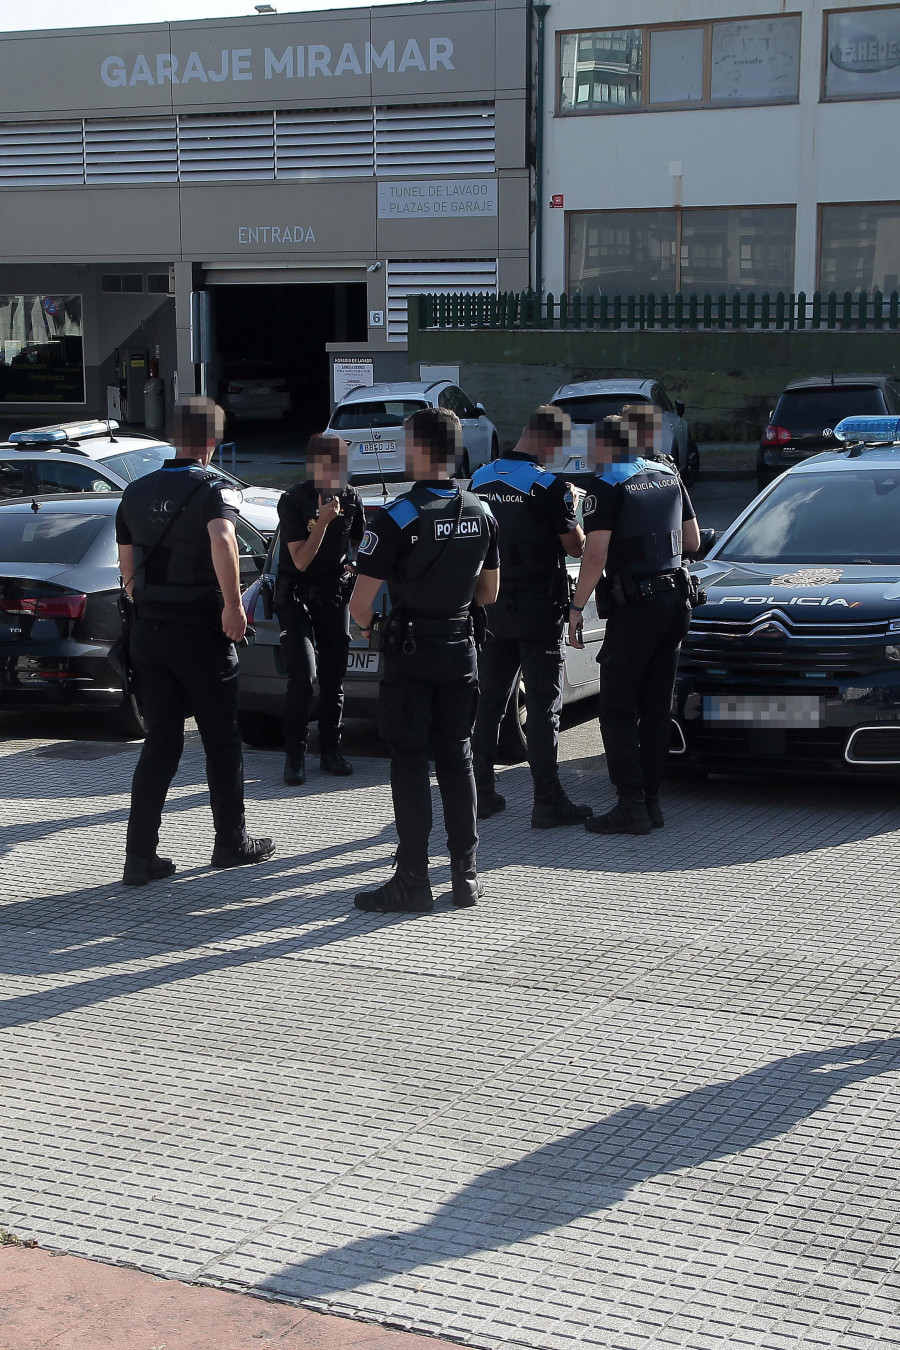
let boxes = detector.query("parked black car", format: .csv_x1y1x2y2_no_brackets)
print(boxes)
674,441,900,779
0,493,267,737
757,374,900,489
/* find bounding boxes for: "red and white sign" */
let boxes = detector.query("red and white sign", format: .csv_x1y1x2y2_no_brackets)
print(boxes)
549,194,564,209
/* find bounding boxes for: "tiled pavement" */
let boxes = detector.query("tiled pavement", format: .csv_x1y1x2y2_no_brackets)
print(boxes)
1,727,900,1349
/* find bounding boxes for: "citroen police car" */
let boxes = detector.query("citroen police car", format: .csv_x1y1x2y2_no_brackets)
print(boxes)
673,415,900,778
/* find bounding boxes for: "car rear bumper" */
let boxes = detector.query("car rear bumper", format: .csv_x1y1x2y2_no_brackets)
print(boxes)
671,668,900,777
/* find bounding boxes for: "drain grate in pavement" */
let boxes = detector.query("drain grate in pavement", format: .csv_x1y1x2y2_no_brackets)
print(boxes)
35,743,134,761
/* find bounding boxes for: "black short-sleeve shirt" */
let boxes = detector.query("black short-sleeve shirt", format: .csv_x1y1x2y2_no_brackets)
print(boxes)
277,481,365,583
356,482,500,581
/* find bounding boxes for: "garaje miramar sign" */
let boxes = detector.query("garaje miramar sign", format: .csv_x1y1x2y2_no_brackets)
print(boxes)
100,39,455,86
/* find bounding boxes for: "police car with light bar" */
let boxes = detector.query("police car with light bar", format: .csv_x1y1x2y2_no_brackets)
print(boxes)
0,419,281,536
673,415,900,777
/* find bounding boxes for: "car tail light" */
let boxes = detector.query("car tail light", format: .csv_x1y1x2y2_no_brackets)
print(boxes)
0,591,87,620
763,424,792,444
227,383,241,393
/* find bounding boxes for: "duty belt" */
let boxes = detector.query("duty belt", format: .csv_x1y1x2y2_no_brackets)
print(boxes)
609,569,679,606
403,615,473,636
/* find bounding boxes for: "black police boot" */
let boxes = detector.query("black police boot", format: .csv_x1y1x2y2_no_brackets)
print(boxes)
284,754,306,786
585,796,652,836
645,795,665,829
320,750,353,776
122,853,176,887
354,865,434,914
531,782,593,829
211,837,276,868
450,857,484,908
476,784,506,820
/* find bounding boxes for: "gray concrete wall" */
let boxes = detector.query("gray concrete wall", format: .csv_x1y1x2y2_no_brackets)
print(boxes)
406,316,900,445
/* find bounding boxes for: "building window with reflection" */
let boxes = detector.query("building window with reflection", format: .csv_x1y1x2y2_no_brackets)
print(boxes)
567,207,796,297
819,204,900,293
824,6,900,101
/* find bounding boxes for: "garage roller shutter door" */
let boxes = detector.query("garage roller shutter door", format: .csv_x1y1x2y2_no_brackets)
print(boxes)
386,260,497,342
85,118,178,184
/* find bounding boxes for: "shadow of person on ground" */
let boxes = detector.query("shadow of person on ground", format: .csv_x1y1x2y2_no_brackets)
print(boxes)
256,1036,900,1302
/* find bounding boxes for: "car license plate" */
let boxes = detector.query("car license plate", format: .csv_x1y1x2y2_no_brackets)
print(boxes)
248,387,269,395
703,694,820,728
347,649,381,675
357,441,398,456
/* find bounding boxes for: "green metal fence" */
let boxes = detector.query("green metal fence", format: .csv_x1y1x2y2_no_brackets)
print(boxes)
418,290,900,332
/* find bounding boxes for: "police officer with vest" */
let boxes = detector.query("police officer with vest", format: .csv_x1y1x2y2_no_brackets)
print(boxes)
116,396,275,885
350,407,499,914
276,433,365,785
470,406,592,828
568,409,701,835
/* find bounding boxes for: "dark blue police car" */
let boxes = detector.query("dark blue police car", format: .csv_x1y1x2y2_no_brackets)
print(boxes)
673,416,900,777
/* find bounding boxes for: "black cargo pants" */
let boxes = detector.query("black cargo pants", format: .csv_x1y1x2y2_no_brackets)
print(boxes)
597,589,692,799
278,593,351,759
377,636,480,876
126,618,247,859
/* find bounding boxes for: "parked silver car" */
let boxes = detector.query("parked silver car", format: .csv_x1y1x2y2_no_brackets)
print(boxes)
326,381,499,483
550,378,700,485
237,487,604,760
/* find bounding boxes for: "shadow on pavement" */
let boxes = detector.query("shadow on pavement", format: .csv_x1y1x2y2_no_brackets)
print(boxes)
257,1036,900,1301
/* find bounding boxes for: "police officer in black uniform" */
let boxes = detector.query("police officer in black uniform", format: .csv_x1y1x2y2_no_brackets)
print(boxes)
276,433,365,785
116,396,275,885
569,409,701,835
349,407,500,914
470,406,592,828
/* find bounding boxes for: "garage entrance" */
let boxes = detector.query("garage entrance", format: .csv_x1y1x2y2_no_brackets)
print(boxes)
209,282,367,441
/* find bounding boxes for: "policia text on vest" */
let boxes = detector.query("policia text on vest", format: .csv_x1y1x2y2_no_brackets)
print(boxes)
569,452,701,837
350,406,500,914
115,396,274,886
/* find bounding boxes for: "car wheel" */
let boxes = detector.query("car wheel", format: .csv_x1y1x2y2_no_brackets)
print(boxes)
497,674,527,763
237,710,284,748
682,440,700,487
111,689,147,740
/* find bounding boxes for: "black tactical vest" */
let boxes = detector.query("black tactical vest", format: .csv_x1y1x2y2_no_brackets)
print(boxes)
470,457,561,583
277,481,355,582
606,463,684,578
121,465,223,609
387,484,491,618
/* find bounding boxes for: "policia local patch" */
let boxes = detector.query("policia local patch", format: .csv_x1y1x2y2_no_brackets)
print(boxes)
434,516,483,539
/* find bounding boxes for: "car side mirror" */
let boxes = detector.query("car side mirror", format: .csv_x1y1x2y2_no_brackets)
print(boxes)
692,528,718,560
674,400,686,417
475,402,485,414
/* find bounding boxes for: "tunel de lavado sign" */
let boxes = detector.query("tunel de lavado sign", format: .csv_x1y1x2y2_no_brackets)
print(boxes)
101,39,454,86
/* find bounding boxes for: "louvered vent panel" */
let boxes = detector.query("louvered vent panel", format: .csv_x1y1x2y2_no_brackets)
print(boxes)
275,109,373,179
386,260,497,342
178,113,274,181
376,104,495,175
85,118,177,184
0,121,84,186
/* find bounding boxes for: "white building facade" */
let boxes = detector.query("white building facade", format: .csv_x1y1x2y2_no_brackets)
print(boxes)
539,0,900,301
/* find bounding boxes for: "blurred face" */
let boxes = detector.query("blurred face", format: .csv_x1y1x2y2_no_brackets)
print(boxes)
523,408,571,463
307,436,348,492
405,430,454,481
625,409,663,453
590,419,634,469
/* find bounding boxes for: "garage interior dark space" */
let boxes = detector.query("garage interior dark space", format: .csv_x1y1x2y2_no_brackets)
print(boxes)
211,282,367,444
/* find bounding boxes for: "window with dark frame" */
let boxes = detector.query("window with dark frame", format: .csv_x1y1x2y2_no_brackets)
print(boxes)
558,14,801,114
567,206,797,297
818,203,900,293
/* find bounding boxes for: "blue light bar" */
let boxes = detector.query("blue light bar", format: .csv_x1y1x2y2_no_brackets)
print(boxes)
9,419,119,444
834,415,900,444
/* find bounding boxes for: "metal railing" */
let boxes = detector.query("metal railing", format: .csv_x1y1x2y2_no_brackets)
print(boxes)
418,290,900,332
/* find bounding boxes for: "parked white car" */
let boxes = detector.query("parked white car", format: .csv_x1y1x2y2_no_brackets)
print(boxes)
326,380,499,482
0,420,282,536
550,378,700,485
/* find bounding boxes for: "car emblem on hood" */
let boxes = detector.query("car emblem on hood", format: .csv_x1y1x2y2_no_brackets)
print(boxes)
748,615,791,639
770,567,844,587
823,428,834,438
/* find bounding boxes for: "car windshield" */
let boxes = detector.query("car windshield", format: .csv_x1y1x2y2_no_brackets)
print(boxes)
103,447,248,489
0,512,105,564
555,394,650,424
331,401,425,431
775,387,886,429
718,468,900,565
